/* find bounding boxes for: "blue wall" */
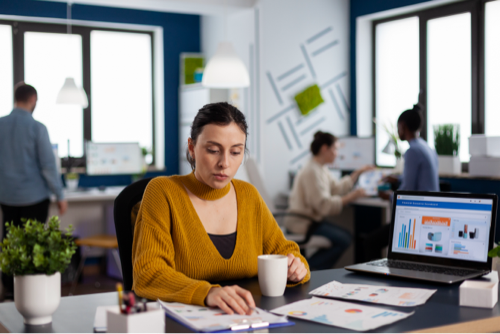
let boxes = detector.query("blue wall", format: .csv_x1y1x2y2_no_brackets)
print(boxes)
0,0,200,185
349,0,432,135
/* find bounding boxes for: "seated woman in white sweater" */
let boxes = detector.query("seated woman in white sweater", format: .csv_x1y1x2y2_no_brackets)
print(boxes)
285,131,373,270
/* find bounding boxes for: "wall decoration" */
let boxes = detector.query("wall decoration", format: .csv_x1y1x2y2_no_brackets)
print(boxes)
294,84,324,116
263,24,349,167
181,53,204,85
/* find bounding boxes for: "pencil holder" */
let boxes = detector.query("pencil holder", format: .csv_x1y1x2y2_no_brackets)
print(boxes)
107,306,164,333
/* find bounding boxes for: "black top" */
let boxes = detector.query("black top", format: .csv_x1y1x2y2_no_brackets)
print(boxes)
208,232,237,259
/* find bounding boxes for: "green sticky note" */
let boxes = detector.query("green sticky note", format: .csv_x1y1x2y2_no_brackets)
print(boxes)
184,57,204,85
294,84,324,116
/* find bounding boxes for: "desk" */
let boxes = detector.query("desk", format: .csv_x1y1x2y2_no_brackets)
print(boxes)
1,269,500,333
50,187,125,277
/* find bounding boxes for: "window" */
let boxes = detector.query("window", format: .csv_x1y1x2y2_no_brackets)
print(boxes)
24,32,84,157
0,25,13,118
426,13,471,162
2,20,155,163
90,31,153,152
373,1,484,166
375,16,418,166
485,0,500,136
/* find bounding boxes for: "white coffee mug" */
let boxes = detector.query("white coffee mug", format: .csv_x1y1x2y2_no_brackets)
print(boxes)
258,255,288,297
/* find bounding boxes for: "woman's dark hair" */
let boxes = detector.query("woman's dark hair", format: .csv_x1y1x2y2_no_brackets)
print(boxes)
310,131,336,156
398,104,423,132
186,102,248,170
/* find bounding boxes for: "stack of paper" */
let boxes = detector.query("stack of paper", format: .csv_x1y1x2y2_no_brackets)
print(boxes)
158,300,293,332
271,297,414,331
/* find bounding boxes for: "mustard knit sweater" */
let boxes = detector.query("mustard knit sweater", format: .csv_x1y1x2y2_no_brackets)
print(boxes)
131,172,311,306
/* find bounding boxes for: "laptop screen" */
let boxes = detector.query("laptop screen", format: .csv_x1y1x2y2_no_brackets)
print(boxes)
391,194,494,263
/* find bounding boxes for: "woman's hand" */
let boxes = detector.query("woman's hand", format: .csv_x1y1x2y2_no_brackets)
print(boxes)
205,285,255,315
287,253,308,282
350,165,376,183
342,188,367,205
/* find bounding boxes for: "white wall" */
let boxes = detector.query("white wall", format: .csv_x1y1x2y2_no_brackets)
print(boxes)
202,0,350,201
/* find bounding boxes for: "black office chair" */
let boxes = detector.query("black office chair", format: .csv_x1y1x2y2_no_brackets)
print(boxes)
113,177,154,291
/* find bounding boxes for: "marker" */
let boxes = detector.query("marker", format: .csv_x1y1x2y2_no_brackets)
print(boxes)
116,283,123,313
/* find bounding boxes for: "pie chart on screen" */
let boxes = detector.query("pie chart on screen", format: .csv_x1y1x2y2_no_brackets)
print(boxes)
345,309,363,314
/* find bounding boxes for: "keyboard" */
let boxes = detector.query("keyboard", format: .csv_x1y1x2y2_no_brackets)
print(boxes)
367,259,480,277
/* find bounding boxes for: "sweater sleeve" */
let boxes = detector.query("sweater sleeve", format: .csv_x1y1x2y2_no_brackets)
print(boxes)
330,175,354,196
132,179,219,306
260,194,311,287
303,168,344,217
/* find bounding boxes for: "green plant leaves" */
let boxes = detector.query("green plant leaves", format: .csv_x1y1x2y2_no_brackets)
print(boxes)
0,216,76,276
434,124,460,156
488,245,500,258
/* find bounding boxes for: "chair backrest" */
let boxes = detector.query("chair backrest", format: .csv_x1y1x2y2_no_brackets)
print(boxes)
245,156,276,212
113,177,154,291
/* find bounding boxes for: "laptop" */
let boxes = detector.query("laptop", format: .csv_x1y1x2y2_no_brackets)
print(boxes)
346,191,498,284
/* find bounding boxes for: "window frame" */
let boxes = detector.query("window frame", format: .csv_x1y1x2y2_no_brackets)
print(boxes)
372,0,493,168
3,19,156,165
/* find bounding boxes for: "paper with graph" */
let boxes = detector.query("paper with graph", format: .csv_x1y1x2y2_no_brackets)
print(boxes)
158,300,291,332
356,169,392,196
309,281,436,307
271,297,414,331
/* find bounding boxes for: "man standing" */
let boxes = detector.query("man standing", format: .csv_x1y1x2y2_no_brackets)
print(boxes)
0,83,67,297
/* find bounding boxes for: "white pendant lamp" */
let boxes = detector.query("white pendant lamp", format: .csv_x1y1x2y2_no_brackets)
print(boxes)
56,77,89,108
56,2,89,108
202,42,250,88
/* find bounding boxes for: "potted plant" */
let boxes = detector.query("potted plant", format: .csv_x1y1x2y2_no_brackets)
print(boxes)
0,216,76,325
488,245,500,278
434,124,461,175
375,119,405,172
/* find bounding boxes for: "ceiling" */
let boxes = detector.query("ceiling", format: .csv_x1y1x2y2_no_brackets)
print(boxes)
38,0,257,16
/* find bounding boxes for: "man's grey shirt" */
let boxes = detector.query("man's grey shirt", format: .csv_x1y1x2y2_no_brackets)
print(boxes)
0,108,64,206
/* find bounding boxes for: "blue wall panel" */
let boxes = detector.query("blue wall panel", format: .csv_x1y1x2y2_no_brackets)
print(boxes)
0,0,200,181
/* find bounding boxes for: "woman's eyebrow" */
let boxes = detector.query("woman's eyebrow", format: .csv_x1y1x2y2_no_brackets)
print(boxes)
206,141,244,148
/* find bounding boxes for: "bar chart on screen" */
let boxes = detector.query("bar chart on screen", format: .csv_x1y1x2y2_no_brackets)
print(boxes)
398,218,418,250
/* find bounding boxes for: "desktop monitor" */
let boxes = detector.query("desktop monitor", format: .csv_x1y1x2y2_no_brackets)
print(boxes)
86,142,143,175
331,137,375,170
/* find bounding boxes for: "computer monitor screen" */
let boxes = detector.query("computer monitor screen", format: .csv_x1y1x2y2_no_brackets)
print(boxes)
86,142,143,175
331,137,374,170
391,194,494,263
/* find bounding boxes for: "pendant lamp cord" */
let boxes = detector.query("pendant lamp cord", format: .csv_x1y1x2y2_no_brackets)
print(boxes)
224,0,227,41
67,2,72,35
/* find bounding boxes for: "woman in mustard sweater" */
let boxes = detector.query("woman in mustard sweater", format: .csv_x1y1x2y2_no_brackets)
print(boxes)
132,102,310,316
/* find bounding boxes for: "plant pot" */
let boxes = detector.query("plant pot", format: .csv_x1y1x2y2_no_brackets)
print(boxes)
14,272,61,325
394,158,405,174
438,155,461,175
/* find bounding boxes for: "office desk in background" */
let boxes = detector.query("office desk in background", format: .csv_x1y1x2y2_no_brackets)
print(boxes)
0,269,499,333
49,187,125,278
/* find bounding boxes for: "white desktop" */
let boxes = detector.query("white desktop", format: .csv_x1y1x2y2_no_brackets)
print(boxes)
86,142,143,175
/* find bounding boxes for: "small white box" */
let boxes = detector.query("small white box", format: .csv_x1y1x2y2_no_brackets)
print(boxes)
107,306,164,333
469,156,500,177
459,271,498,308
469,135,500,157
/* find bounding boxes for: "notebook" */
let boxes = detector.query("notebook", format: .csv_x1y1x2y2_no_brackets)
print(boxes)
346,191,498,284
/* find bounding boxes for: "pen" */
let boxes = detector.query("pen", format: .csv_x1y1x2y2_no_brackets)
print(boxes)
116,283,123,313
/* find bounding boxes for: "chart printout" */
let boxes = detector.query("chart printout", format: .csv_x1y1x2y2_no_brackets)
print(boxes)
309,281,436,307
271,297,414,331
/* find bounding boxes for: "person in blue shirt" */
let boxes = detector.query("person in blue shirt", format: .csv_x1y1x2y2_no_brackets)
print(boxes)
362,104,439,262
392,104,439,193
0,83,67,298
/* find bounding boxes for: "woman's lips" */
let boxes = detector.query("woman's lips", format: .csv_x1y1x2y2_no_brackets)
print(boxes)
214,174,228,181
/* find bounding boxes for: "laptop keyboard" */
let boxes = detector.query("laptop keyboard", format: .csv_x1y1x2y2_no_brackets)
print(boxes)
367,259,480,277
